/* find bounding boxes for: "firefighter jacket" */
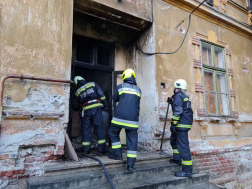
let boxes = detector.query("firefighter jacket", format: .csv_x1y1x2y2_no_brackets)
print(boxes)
72,80,107,111
171,91,193,131
111,78,141,130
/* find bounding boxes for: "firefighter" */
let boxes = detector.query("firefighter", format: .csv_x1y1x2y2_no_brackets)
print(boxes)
108,68,141,172
72,76,108,155
168,79,193,178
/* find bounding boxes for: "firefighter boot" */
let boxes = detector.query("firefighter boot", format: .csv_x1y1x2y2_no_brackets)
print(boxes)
82,146,91,155
127,165,134,172
169,159,182,165
175,171,192,178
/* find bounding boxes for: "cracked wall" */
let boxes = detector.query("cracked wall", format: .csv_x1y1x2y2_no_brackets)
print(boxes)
154,0,252,152
0,0,73,186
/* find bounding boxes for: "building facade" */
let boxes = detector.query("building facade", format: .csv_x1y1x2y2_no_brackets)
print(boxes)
0,0,252,188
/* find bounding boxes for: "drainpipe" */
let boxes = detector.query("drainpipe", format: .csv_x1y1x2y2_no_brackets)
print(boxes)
0,74,74,135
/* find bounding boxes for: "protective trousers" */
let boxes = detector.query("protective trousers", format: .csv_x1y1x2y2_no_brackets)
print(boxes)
170,130,193,173
82,108,106,152
109,125,138,166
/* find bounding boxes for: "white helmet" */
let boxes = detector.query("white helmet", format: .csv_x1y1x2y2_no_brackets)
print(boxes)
74,76,85,85
174,79,187,90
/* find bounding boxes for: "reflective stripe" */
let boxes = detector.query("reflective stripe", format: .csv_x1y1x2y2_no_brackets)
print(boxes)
112,142,121,146
75,82,95,97
83,103,103,111
173,149,179,154
172,116,180,120
182,160,193,166
173,121,178,125
127,150,137,154
183,98,190,102
98,139,106,144
127,154,137,158
112,144,122,149
119,91,141,97
111,118,138,128
100,96,106,100
176,124,192,128
118,88,141,95
82,142,90,146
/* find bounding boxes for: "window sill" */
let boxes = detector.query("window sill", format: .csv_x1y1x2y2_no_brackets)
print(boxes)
194,116,238,123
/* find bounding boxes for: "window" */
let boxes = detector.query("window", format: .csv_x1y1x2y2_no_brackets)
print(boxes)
73,35,114,69
201,42,230,116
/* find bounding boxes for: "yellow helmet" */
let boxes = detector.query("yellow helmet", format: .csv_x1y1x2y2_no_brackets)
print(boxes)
122,68,136,81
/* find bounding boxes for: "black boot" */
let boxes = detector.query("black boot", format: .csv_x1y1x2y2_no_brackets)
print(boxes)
127,165,134,172
175,171,192,178
169,159,182,165
82,146,91,156
108,152,122,160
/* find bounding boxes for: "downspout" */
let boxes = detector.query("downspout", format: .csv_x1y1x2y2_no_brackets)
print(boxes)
0,74,73,135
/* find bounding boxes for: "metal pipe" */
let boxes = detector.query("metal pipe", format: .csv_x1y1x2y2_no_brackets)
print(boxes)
0,74,74,134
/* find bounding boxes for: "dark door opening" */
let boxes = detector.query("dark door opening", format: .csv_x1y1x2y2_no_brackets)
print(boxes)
68,35,114,151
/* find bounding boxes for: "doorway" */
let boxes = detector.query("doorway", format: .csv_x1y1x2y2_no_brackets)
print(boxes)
68,35,114,150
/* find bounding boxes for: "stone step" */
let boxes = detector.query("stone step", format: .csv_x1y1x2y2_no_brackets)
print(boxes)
44,152,171,176
27,160,180,189
88,173,209,189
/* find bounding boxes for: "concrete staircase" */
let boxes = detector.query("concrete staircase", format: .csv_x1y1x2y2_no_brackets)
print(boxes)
27,152,220,189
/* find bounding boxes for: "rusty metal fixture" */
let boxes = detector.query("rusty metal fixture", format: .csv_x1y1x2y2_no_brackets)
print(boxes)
0,74,74,134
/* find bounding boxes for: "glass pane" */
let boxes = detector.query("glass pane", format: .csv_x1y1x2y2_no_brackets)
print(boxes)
76,41,93,63
97,46,111,66
214,47,224,68
218,94,229,115
202,43,213,66
217,73,227,94
206,92,217,115
204,70,215,91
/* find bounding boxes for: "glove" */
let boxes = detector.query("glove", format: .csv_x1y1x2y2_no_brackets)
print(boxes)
167,97,172,104
170,125,176,133
170,119,178,133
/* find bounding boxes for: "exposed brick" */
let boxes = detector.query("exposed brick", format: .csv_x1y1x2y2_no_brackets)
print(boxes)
53,156,61,160
25,163,36,168
25,157,34,163
0,171,7,177
57,145,64,150
0,154,9,160
13,169,25,175
44,155,54,161
55,150,64,155
34,157,44,162
18,174,29,178
46,150,53,155
6,171,14,177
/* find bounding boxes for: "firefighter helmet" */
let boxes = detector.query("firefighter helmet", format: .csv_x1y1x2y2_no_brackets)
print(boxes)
122,68,136,81
74,76,85,86
174,79,187,90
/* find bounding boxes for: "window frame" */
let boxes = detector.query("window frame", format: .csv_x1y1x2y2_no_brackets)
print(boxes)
201,40,231,117
72,35,115,71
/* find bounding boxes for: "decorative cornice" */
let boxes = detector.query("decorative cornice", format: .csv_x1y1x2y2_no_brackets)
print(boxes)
227,0,248,15
162,0,252,40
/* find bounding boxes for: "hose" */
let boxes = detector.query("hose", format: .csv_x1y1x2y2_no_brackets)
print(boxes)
83,154,116,189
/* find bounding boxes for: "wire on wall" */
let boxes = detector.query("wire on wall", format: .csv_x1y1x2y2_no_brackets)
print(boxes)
136,0,207,56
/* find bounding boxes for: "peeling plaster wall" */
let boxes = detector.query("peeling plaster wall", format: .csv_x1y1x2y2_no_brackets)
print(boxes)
0,0,73,182
154,0,252,151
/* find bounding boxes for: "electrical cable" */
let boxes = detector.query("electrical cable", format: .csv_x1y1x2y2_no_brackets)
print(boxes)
137,0,207,56
83,154,116,189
